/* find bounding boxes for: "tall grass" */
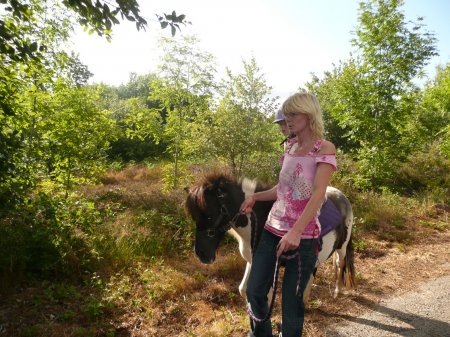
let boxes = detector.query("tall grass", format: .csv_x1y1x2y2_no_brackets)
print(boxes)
1,159,448,336
85,163,195,267
99,158,446,259
2,153,447,288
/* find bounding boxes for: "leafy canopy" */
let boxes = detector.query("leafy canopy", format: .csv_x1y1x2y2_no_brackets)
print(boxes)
0,0,188,63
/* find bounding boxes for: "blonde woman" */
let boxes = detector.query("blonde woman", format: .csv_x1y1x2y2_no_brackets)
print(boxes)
240,92,336,337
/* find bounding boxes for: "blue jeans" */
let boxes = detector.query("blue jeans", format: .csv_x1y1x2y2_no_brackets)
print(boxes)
246,230,318,337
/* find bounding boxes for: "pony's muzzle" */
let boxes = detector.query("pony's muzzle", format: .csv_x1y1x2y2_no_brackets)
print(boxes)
195,249,216,264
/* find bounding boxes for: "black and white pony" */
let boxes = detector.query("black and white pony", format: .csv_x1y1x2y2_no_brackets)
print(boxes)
185,172,356,304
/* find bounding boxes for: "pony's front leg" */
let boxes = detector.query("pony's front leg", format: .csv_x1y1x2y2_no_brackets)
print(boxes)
238,262,275,307
303,274,314,305
239,262,252,298
229,224,253,298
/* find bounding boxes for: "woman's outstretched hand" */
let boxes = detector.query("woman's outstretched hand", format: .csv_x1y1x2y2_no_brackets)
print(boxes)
240,195,256,214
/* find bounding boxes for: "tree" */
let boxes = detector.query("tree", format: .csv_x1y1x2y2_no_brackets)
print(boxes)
43,82,118,196
0,0,187,63
419,62,450,142
94,75,169,162
395,63,450,195
116,72,158,101
207,57,279,177
1,1,113,206
305,58,363,153
149,35,216,188
348,0,437,186
400,62,450,181
307,0,437,188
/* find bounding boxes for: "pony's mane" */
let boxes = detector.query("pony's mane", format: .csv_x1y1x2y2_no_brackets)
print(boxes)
185,171,272,221
185,171,236,220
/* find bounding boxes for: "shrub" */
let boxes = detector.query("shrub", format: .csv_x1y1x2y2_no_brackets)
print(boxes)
0,192,101,285
242,150,282,185
395,138,449,201
351,189,414,242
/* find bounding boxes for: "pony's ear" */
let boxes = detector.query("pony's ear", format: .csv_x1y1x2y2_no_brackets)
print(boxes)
184,187,190,193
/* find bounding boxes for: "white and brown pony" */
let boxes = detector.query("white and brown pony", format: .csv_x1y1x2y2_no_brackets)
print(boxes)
185,172,355,304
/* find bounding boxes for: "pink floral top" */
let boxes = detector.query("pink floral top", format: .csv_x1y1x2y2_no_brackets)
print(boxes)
265,139,337,239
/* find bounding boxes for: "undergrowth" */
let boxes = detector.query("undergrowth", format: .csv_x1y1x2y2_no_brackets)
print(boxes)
0,161,448,336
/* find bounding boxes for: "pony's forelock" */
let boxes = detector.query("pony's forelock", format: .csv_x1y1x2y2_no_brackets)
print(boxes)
185,172,235,217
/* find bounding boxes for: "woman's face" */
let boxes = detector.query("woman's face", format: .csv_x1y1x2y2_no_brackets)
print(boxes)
284,112,309,135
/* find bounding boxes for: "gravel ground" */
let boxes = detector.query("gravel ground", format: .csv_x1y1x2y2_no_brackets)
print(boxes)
325,273,450,337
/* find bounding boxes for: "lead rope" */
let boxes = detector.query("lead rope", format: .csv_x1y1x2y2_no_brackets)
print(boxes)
247,251,302,323
245,210,303,323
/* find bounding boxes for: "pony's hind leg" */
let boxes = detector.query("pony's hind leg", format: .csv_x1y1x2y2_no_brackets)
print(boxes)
333,240,356,298
333,249,346,298
343,238,356,290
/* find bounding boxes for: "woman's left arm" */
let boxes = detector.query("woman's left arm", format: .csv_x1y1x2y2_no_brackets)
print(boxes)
276,142,336,257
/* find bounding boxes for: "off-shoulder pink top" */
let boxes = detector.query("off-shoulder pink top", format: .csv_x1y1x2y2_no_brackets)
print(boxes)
265,139,337,239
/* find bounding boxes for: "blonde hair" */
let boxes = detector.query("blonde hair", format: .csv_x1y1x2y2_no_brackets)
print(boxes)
282,92,324,139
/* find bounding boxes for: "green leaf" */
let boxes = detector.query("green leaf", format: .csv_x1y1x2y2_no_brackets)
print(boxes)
29,41,38,52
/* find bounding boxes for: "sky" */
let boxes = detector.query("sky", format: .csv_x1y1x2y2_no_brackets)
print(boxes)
72,0,450,102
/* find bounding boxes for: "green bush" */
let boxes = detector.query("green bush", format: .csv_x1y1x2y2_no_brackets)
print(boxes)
396,138,449,201
351,189,414,242
107,137,168,162
0,192,102,285
242,150,282,185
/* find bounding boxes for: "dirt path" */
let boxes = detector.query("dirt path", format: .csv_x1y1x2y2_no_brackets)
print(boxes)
325,268,450,337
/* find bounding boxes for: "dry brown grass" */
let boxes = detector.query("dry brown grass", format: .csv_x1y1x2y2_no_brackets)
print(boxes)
101,164,165,184
1,164,449,337
3,228,447,337
106,225,449,337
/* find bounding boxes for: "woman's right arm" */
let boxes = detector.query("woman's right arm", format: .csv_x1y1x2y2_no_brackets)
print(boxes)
240,185,278,214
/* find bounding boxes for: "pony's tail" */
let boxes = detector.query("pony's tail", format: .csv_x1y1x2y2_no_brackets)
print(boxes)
343,237,356,289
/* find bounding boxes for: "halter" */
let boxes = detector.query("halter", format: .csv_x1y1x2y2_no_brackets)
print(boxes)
197,189,259,242
197,191,239,238
203,204,231,237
